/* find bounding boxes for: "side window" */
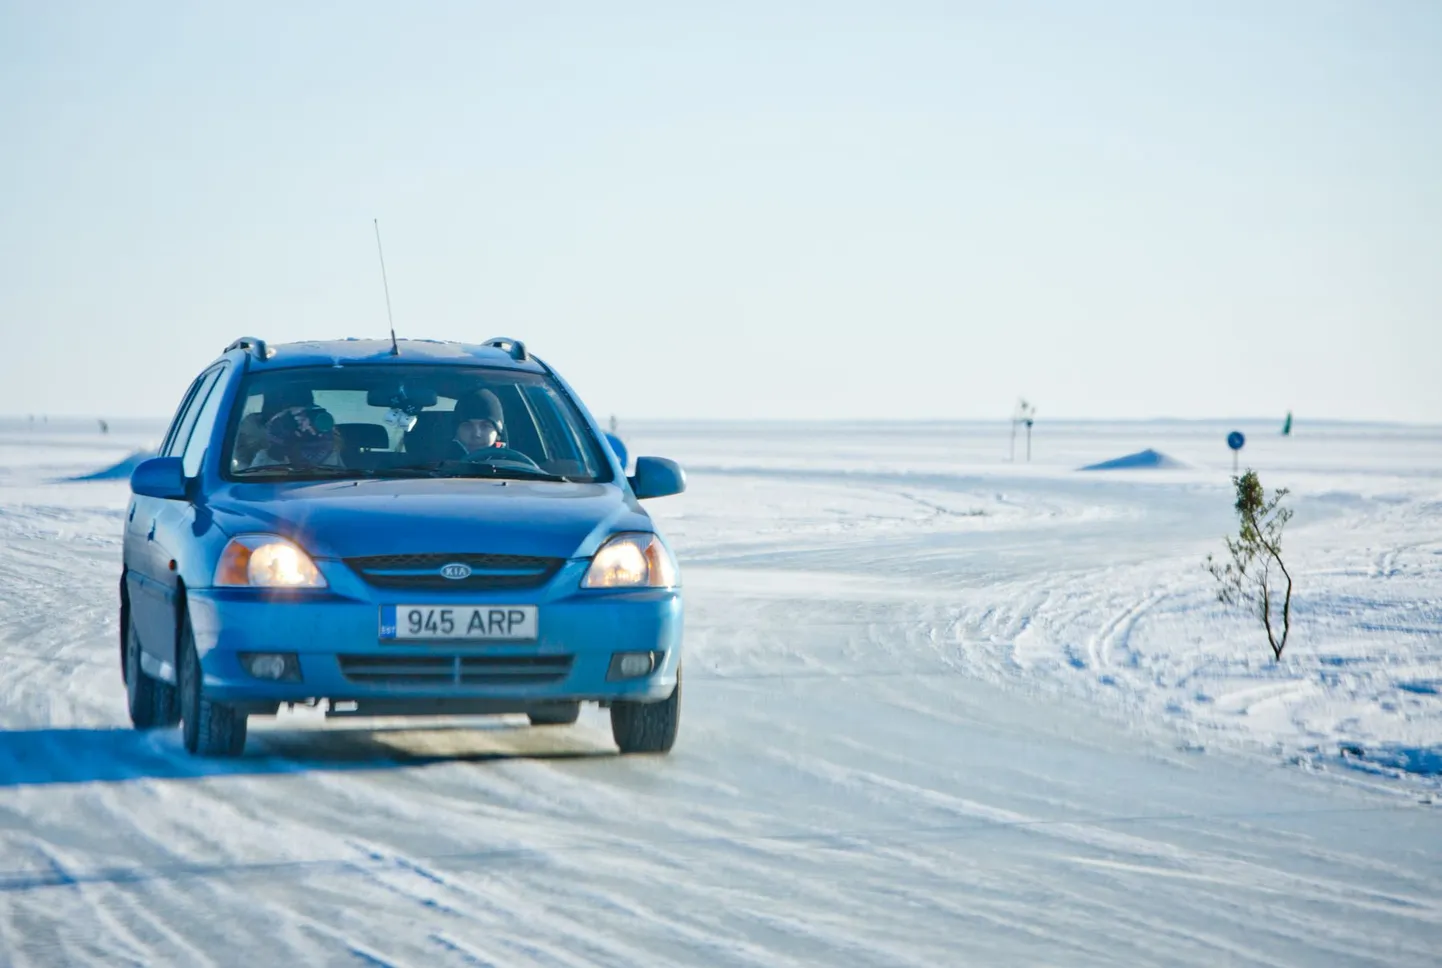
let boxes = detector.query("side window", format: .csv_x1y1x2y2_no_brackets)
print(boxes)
164,368,222,459
181,367,231,478
523,385,585,463
158,375,208,456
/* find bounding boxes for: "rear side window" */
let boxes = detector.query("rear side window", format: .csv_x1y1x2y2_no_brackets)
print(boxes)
181,368,231,477
159,374,209,456
163,368,223,458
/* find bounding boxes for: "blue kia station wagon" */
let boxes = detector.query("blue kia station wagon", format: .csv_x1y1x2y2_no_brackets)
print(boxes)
121,336,685,757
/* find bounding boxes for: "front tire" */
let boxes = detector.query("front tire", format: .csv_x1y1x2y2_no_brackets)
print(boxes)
179,613,247,757
610,668,680,754
124,616,179,729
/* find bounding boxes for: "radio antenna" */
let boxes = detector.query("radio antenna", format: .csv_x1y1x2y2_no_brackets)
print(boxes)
373,218,399,356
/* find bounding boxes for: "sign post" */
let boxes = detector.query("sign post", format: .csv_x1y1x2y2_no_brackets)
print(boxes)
1227,430,1246,474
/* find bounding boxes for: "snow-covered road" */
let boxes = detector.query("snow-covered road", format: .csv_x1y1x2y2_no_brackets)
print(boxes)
1,420,1439,966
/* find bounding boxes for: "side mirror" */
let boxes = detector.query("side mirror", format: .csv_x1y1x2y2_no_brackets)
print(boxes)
604,433,630,472
629,456,685,500
130,456,188,500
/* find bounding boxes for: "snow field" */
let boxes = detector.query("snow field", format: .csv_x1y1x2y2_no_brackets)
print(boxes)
0,419,1438,966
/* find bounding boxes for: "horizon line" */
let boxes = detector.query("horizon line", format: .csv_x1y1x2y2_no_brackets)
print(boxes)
2,414,1439,430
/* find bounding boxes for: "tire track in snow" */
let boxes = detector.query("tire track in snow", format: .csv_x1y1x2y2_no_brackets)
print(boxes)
1084,588,1169,675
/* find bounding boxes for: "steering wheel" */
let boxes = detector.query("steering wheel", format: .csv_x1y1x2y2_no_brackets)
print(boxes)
465,446,544,471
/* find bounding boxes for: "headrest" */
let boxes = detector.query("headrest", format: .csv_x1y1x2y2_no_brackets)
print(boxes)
337,423,389,451
405,411,451,437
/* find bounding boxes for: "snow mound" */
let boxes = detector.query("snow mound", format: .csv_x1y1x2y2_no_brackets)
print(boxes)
1078,448,1187,471
65,450,154,482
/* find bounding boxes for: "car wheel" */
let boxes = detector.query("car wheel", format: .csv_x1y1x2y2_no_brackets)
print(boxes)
125,615,179,729
610,667,680,755
178,612,247,757
527,702,581,726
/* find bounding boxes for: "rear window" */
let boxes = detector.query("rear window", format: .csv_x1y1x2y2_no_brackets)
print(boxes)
222,365,612,483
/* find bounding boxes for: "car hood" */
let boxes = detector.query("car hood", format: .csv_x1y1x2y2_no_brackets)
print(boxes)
208,478,646,560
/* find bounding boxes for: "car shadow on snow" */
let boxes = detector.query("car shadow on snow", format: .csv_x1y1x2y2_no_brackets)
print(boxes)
0,720,617,788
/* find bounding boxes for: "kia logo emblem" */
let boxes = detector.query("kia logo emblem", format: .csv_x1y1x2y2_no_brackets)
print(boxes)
440,563,473,580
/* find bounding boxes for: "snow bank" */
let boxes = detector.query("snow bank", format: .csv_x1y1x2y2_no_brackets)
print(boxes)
1079,448,1187,471
63,449,154,482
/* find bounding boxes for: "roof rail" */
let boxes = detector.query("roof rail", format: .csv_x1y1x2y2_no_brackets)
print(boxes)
482,336,529,361
224,336,270,361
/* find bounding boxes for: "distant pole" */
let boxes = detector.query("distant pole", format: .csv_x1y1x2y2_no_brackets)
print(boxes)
1227,431,1246,475
1011,398,1035,462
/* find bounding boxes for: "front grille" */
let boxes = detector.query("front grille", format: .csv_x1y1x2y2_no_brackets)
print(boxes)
338,653,573,686
461,654,573,685
345,553,564,590
338,655,454,684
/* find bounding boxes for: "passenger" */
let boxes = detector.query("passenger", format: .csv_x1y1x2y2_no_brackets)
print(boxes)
233,413,269,467
247,405,343,469
234,386,318,469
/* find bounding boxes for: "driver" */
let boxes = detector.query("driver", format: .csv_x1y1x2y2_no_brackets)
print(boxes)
451,389,505,457
450,390,535,465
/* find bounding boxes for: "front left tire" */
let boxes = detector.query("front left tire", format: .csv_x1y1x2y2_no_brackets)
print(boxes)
178,611,247,757
610,667,681,754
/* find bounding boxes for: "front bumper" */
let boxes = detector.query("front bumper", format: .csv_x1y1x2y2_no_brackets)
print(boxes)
185,559,682,713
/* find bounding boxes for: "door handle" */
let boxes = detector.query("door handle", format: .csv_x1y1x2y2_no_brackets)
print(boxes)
147,521,157,541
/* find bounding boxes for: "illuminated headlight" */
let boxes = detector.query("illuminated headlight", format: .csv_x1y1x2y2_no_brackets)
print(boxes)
582,533,679,589
215,535,327,588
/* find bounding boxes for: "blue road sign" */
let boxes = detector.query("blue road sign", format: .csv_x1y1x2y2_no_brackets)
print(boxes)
1227,431,1245,451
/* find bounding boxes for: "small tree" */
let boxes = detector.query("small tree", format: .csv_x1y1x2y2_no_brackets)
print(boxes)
1207,470,1295,660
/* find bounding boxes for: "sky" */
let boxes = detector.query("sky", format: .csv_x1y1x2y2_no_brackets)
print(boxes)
1,1,1439,422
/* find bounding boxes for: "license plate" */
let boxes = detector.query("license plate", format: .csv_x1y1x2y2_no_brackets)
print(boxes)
380,605,539,641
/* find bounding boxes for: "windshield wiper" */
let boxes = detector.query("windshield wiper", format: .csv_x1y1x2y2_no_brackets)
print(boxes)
233,462,574,483
232,466,436,481
414,460,572,483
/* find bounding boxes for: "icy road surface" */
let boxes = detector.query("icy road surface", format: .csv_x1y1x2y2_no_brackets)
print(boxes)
0,419,1439,966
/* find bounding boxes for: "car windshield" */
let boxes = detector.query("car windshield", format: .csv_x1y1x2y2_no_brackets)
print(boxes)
222,365,612,483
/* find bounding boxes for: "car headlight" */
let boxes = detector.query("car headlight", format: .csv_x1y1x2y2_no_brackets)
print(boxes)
215,535,327,588
582,533,678,589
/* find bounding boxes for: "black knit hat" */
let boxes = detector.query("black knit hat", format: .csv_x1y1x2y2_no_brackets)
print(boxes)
454,389,503,430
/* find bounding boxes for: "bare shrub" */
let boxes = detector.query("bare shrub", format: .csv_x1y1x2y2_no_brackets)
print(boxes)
1207,469,1295,660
